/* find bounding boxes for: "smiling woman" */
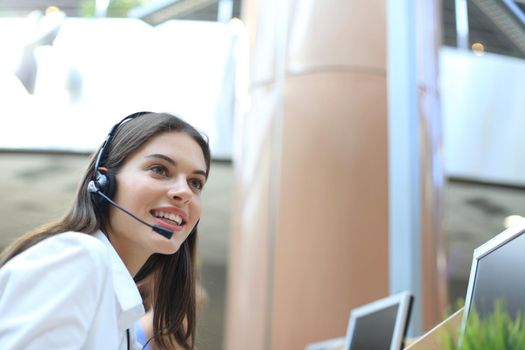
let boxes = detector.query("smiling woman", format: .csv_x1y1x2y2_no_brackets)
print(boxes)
0,112,211,350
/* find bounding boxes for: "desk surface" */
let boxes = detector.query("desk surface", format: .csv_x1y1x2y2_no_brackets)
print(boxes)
304,308,464,350
404,308,464,350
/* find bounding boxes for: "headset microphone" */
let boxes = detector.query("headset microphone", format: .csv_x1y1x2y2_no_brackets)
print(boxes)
88,181,174,239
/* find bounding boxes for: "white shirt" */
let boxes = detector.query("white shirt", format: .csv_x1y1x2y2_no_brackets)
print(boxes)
0,231,145,349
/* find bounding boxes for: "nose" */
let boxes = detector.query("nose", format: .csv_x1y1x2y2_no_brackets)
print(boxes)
167,176,192,203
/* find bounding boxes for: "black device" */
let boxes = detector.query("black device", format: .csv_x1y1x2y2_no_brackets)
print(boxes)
87,111,174,239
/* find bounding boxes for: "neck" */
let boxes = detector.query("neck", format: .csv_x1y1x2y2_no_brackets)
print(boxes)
105,229,150,277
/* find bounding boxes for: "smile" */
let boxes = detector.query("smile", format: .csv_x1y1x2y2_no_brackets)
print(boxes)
151,210,184,226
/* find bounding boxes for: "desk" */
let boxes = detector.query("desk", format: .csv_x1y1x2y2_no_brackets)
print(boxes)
404,308,463,350
304,308,463,350
304,337,344,350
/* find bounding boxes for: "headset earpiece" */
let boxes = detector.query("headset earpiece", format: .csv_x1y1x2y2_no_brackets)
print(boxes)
94,169,117,202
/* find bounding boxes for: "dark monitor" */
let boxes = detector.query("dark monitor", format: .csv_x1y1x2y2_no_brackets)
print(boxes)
462,221,525,333
343,291,413,350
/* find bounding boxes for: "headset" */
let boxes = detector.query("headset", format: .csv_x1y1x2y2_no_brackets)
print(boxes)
87,111,173,239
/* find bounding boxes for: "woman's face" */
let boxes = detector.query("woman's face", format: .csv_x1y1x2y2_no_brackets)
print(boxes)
107,131,207,263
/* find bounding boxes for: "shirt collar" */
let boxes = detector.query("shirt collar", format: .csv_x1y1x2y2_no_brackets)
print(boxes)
94,230,145,330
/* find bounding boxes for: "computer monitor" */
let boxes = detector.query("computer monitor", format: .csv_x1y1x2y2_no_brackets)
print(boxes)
342,291,413,350
461,220,525,334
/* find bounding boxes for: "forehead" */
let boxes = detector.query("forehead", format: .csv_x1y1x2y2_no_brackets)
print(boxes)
130,131,207,171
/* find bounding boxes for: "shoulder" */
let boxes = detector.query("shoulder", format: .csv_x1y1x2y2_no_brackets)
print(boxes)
3,231,110,277
42,231,106,250
0,231,113,305
26,231,106,257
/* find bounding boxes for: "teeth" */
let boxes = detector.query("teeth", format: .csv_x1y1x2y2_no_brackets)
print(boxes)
154,210,183,225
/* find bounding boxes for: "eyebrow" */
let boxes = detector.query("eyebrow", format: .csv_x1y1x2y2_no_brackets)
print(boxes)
146,153,207,178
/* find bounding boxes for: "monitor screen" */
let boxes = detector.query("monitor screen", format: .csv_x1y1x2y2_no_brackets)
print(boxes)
343,291,413,350
348,304,400,350
468,229,525,320
462,221,525,347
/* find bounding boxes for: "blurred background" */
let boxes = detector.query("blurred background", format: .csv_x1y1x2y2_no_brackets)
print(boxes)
1,0,525,349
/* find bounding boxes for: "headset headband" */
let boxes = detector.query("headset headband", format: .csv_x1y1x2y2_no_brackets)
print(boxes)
93,111,152,174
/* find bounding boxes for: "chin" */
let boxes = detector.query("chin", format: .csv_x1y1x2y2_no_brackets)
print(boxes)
154,241,182,255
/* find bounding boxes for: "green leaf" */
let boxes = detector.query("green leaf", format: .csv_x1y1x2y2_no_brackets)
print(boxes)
440,299,525,350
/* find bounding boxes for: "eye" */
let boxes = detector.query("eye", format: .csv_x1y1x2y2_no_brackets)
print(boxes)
189,178,204,191
149,165,169,177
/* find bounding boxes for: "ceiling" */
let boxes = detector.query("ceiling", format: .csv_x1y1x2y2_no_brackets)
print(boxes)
442,0,525,58
1,0,525,59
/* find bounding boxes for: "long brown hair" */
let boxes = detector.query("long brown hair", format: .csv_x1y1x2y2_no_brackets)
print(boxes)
0,112,211,350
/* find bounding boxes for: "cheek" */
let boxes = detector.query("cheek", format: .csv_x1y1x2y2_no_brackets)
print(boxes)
191,197,203,221
117,177,156,209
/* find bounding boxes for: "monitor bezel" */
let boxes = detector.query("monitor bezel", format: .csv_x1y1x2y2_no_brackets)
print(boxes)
342,290,413,350
461,220,525,340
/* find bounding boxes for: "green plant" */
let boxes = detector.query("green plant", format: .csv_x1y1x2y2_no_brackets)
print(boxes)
442,300,525,350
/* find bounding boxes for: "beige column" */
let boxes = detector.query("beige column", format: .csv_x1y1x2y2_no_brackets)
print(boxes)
224,0,445,349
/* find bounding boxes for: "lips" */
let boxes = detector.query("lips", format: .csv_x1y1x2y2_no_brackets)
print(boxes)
150,207,188,231
152,210,183,225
